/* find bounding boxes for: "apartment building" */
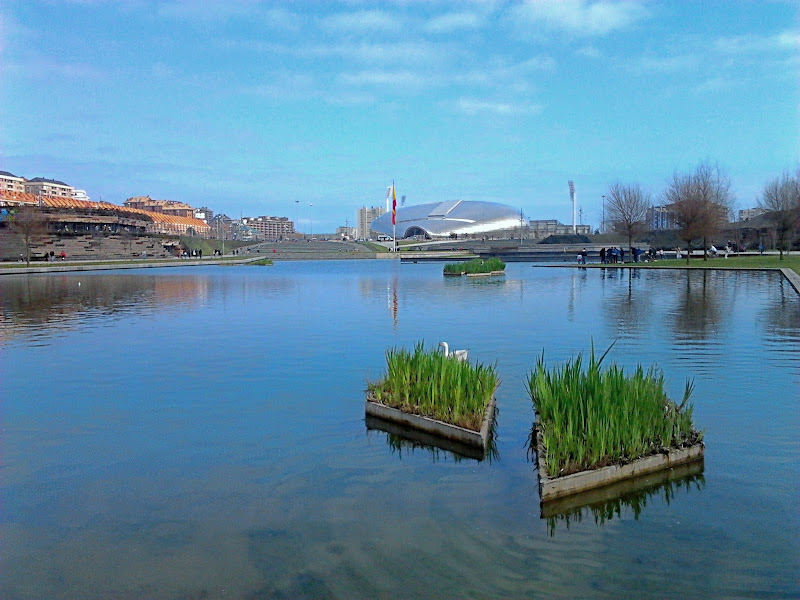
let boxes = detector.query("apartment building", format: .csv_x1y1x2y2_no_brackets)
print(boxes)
243,216,295,240
0,170,26,193
739,207,767,222
24,177,74,198
124,196,194,218
357,206,386,239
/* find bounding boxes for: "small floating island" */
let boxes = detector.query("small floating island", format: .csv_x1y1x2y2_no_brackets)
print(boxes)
366,341,498,452
527,344,704,501
443,257,506,277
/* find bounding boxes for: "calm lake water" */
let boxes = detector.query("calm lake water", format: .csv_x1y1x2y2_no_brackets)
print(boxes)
1,261,798,599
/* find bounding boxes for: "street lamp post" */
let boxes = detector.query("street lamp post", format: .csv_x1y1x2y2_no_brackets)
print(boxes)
602,194,606,234
294,200,299,236
309,203,313,238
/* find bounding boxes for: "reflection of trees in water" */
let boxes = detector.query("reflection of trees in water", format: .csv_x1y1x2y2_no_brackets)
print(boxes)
759,280,800,342
671,270,725,341
544,461,705,536
600,268,650,336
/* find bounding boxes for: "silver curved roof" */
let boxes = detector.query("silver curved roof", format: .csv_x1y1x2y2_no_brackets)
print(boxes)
371,200,522,238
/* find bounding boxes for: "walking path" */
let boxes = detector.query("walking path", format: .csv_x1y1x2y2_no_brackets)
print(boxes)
0,256,262,275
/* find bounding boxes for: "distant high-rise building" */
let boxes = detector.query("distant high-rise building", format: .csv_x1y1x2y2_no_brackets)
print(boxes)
357,206,385,239
195,206,214,223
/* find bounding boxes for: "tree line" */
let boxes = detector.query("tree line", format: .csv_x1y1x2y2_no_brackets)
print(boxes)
605,161,800,262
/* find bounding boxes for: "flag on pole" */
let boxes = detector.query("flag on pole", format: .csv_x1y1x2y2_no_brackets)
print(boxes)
392,181,397,225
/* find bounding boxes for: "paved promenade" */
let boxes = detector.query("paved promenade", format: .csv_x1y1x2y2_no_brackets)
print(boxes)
0,256,263,275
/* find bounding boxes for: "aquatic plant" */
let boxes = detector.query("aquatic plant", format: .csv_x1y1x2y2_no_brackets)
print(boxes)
443,257,506,275
527,342,702,477
367,341,499,431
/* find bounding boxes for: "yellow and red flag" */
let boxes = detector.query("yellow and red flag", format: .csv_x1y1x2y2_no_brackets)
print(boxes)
391,182,397,225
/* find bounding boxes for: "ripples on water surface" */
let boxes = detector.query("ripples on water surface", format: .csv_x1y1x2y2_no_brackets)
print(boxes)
1,262,798,599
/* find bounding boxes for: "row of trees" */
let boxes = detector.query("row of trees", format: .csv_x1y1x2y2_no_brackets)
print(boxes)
606,162,800,261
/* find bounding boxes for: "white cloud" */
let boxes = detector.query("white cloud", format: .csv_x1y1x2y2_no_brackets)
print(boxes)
337,69,426,89
158,0,260,22
320,10,399,34
508,0,649,37
714,30,800,55
456,97,543,116
4,57,104,79
424,12,482,34
634,54,699,73
576,45,602,59
309,41,440,65
694,77,735,94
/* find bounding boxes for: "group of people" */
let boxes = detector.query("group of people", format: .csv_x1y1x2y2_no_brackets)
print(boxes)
180,248,203,258
38,251,67,262
594,246,660,264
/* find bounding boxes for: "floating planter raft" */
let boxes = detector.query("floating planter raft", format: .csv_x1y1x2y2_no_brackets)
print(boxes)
527,344,704,502
366,341,498,452
443,257,506,277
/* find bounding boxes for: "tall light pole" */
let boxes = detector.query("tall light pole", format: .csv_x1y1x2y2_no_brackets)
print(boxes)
309,202,313,238
294,200,299,236
602,194,606,234
568,181,576,234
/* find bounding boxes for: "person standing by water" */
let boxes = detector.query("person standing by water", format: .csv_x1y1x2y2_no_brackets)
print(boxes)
600,247,606,264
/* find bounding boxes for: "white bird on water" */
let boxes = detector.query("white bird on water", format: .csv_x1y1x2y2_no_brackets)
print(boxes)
439,341,468,362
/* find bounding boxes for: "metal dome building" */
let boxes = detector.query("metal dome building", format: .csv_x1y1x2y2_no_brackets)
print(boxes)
370,199,523,239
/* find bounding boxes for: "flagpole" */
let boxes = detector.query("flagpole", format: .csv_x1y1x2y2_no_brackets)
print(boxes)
392,180,397,253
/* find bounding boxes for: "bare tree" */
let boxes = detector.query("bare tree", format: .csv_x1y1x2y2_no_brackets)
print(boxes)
8,205,49,266
606,182,651,252
759,169,800,260
664,162,733,263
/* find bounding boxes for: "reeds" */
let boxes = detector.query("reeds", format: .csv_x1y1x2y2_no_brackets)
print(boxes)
443,257,506,275
527,343,702,477
367,341,499,431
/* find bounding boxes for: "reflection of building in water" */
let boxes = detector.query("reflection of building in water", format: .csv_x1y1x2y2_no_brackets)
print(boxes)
0,275,212,343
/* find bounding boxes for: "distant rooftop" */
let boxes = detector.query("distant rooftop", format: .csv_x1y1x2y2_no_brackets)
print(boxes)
28,177,70,186
0,170,21,178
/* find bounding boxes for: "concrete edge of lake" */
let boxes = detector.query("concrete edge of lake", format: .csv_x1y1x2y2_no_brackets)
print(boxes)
537,263,800,296
364,396,496,451
533,421,705,502
539,458,705,518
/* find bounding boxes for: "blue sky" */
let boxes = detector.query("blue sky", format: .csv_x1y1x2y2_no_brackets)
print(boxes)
1,1,798,233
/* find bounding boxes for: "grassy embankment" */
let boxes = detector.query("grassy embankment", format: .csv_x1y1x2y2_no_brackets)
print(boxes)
367,341,499,431
246,258,274,266
179,236,253,256
357,241,390,253
527,344,702,478
443,257,506,275
610,254,800,276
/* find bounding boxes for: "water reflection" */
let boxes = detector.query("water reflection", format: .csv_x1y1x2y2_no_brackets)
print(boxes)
760,280,800,341
602,268,650,337
670,270,726,341
365,410,499,463
0,274,208,342
542,460,705,536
